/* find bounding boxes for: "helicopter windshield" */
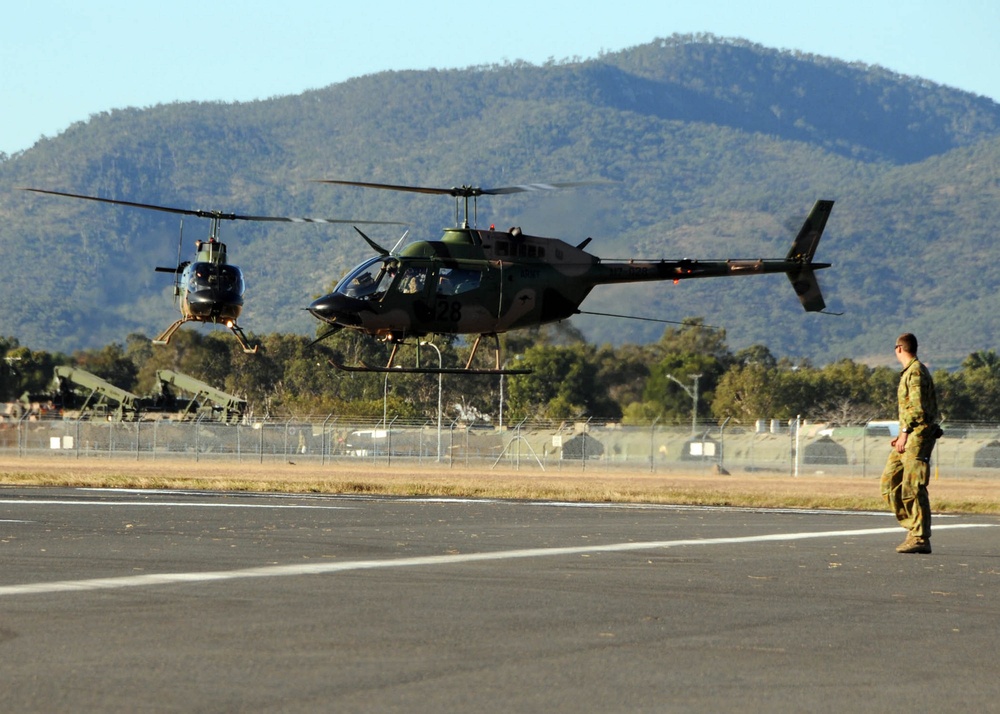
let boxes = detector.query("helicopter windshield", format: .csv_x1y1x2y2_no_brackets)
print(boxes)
187,262,246,296
335,256,396,299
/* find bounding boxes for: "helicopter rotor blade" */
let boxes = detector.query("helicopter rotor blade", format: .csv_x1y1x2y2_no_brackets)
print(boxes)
236,214,407,225
480,181,613,195
353,226,390,256
312,179,612,198
21,187,238,219
312,179,462,196
19,187,407,225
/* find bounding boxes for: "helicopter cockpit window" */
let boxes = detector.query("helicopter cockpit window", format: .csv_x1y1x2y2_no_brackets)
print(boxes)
395,267,429,294
187,263,246,296
436,267,482,296
334,257,396,300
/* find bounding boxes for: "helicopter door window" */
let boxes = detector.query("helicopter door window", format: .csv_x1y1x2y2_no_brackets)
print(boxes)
436,267,482,296
396,267,429,295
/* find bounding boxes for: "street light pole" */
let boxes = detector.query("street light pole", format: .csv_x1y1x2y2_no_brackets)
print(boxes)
499,371,505,433
382,372,389,429
498,354,522,432
383,371,390,431
419,341,443,462
666,373,702,435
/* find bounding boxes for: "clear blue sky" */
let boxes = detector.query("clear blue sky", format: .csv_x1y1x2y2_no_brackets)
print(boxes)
3,0,997,157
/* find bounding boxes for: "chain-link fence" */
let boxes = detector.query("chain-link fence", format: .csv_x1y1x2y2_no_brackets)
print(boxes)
4,415,1000,477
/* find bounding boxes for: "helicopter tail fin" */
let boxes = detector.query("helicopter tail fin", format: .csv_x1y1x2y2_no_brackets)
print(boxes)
785,200,834,263
787,268,826,312
785,200,834,312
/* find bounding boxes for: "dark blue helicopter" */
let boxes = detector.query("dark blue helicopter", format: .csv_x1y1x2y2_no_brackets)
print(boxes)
21,187,404,353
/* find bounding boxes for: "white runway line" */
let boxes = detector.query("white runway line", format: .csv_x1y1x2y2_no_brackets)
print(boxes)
0,523,993,598
0,499,350,510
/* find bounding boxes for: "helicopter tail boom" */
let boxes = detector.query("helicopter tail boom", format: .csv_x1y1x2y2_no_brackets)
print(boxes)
590,200,834,311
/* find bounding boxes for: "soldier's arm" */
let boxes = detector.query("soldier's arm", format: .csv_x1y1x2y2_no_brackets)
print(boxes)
901,368,930,429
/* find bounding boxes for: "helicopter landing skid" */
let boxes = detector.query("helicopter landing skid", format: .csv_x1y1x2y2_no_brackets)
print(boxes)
328,333,531,375
153,317,258,354
152,318,188,346
327,359,530,375
228,323,259,354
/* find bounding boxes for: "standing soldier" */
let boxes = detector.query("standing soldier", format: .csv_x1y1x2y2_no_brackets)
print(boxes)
881,333,940,554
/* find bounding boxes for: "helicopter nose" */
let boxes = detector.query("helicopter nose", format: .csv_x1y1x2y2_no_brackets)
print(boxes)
307,293,362,327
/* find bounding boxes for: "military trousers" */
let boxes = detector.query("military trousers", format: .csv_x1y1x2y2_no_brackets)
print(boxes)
880,433,934,539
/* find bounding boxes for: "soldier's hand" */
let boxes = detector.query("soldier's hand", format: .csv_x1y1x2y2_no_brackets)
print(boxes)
895,432,908,453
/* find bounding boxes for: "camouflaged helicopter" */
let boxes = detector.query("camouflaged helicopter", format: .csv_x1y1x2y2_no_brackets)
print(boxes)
20,187,404,353
307,180,835,374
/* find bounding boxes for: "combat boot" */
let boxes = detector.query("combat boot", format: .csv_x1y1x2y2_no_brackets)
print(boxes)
896,535,931,554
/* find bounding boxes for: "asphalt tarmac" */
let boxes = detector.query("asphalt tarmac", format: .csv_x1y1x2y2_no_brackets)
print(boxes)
1,486,998,713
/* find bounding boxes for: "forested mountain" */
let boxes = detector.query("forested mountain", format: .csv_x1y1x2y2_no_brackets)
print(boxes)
2,34,999,366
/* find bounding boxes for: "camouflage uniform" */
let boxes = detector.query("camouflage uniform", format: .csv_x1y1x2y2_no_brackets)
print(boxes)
880,357,939,540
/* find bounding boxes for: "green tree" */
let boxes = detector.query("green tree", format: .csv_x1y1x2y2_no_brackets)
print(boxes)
72,343,139,392
732,344,777,368
595,342,652,414
133,331,233,397
505,343,617,421
4,343,65,399
643,353,721,424
711,363,788,422
938,350,1000,422
650,319,731,364
634,320,732,424
1,336,23,400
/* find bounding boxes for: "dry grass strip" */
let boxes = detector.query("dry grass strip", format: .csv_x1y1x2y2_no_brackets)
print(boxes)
3,456,1000,514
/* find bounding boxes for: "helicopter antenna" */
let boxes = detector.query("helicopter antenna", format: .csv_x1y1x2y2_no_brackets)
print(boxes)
389,229,410,254
174,219,184,300
176,218,184,266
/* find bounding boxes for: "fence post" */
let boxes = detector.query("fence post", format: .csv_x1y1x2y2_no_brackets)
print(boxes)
386,416,397,468
649,417,659,473
321,414,334,465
